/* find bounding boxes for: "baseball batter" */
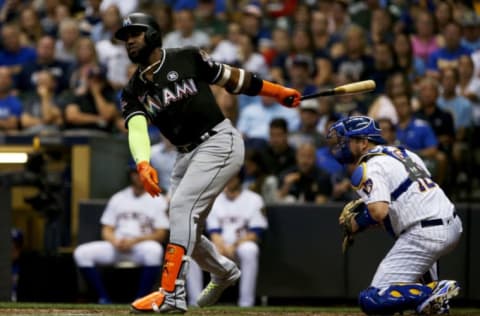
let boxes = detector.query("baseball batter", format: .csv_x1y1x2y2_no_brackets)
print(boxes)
114,12,301,313
328,116,462,315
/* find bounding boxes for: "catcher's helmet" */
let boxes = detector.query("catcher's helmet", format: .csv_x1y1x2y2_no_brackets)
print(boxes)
328,116,386,145
114,12,162,47
327,116,386,163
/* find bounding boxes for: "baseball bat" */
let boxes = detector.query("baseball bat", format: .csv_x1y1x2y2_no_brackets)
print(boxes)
284,80,376,106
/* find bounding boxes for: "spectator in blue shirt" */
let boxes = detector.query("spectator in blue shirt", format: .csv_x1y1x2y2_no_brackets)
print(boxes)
0,67,22,133
393,93,438,159
0,24,36,75
237,95,299,144
437,67,473,142
426,21,472,76
393,92,447,180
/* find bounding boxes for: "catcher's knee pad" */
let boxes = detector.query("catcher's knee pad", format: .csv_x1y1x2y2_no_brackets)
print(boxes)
359,284,432,315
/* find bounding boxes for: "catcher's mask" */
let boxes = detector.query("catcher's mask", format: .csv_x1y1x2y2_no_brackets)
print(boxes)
327,116,386,164
114,12,162,48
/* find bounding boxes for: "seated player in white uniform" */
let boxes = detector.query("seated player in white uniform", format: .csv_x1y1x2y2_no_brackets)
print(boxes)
73,167,169,304
328,116,462,315
187,170,268,307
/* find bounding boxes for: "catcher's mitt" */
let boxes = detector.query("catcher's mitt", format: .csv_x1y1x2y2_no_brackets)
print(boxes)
339,199,366,253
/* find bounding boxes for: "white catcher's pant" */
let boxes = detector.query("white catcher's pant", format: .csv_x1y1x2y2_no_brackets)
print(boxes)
74,240,163,267
371,214,462,288
187,241,260,307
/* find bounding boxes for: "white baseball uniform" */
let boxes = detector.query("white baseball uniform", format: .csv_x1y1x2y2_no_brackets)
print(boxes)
187,188,267,307
354,145,463,288
74,187,169,267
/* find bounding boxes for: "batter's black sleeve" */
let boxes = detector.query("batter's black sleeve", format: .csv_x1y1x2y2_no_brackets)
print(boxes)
192,48,263,96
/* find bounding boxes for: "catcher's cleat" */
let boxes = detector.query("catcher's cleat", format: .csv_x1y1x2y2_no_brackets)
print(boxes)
197,266,241,307
131,289,165,313
416,280,460,315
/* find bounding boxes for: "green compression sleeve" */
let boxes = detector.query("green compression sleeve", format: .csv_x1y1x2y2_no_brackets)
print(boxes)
127,115,151,164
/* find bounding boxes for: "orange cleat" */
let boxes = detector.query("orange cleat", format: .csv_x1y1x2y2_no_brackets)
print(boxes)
131,289,165,313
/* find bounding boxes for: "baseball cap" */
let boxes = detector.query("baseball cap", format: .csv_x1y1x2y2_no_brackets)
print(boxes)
243,4,262,18
300,99,319,112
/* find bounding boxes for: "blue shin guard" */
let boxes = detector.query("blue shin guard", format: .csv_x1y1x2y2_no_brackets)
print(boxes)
359,284,433,315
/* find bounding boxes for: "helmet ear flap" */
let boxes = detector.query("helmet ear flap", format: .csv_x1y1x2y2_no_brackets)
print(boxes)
144,28,162,47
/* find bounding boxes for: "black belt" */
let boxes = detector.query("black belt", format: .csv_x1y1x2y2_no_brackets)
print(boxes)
420,212,457,228
176,130,217,153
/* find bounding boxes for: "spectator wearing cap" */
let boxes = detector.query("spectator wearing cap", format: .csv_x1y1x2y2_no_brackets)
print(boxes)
163,9,211,49
426,21,472,76
288,99,326,149
461,11,480,51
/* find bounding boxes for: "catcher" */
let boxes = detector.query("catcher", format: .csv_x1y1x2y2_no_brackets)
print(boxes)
329,116,462,315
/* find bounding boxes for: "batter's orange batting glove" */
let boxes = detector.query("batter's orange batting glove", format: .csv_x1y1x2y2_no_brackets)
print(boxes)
260,81,302,108
137,161,161,197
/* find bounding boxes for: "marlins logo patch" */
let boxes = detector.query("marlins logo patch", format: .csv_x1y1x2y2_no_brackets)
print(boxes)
167,71,178,81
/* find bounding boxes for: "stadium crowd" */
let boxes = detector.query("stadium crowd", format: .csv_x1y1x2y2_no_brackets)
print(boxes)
0,0,479,204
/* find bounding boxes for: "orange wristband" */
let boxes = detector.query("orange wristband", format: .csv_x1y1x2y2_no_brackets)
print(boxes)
259,80,282,98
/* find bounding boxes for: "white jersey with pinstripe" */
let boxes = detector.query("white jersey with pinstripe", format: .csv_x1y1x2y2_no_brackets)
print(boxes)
354,145,462,288
355,146,454,236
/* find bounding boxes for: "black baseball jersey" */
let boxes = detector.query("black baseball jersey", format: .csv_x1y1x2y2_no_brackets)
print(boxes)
121,47,227,146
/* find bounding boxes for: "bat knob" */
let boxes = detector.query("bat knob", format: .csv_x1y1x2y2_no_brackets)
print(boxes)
283,96,295,107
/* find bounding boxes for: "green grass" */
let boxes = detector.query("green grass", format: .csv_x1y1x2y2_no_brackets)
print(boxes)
0,302,479,316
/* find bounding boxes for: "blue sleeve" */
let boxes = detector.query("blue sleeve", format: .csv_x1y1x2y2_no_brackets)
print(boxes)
9,97,23,117
423,125,438,148
426,51,438,70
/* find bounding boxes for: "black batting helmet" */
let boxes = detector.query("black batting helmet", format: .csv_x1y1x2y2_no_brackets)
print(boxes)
114,12,162,47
